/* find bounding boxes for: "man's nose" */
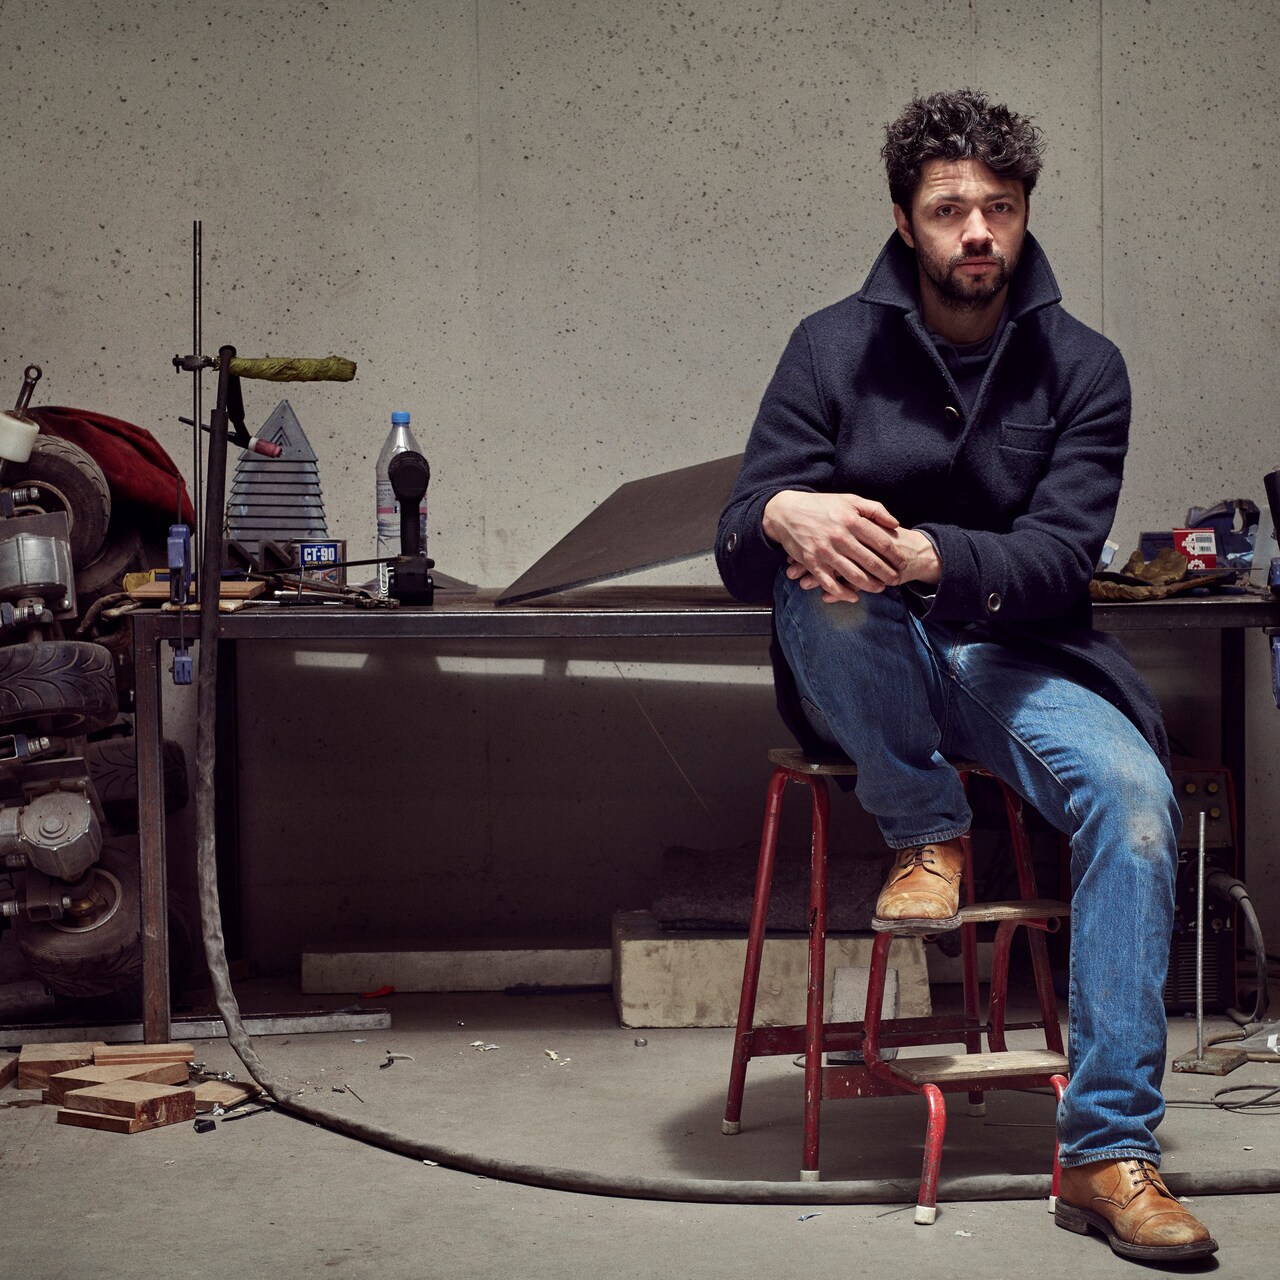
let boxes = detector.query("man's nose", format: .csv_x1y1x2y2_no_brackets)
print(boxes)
960,210,992,248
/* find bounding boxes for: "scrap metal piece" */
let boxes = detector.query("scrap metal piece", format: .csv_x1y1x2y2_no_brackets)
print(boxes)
496,454,742,605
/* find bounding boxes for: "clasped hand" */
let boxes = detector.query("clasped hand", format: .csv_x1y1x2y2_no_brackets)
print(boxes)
761,490,942,604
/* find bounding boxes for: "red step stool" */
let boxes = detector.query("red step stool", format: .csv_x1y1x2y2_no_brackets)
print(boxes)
723,748,1070,1223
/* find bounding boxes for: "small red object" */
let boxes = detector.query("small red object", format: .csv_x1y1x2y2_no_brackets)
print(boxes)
1173,528,1217,569
360,985,395,999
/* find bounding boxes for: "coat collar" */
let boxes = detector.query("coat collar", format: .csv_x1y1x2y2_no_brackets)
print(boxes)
858,229,1062,323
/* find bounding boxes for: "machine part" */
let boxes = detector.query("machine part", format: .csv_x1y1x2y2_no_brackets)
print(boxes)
0,599,50,634
0,511,76,614
0,411,38,466
0,732,54,765
2,434,111,565
84,735,188,834
7,865,74,920
0,788,101,880
13,364,41,413
14,835,142,997
0,639,118,735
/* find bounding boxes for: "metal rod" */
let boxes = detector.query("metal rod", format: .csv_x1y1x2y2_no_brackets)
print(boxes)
1195,809,1206,1060
191,220,204,567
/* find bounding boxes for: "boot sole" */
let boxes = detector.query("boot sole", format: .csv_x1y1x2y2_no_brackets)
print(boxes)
1055,1200,1218,1261
870,913,961,935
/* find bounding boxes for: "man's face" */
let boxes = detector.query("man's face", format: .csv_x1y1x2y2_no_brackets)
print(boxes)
894,158,1028,313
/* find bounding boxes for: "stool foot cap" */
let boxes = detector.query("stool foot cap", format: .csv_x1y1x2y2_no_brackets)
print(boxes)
914,1205,937,1226
1047,1195,1058,1214
967,1102,987,1117
721,1119,741,1136
800,1168,821,1183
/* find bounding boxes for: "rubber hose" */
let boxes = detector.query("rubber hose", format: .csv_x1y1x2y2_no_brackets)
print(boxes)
1207,872,1269,1025
188,379,1280,1202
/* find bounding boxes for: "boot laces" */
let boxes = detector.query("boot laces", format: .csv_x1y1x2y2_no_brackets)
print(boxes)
1127,1161,1175,1200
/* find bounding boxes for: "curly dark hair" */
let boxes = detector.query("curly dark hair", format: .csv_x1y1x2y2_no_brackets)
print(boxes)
881,89,1044,210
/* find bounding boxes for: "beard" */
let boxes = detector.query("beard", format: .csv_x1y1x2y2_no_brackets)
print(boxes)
917,243,1018,312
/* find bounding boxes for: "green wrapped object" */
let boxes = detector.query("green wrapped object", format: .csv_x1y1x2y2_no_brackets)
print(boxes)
224,355,357,383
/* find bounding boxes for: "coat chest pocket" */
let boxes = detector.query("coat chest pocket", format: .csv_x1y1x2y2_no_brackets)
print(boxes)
999,418,1057,454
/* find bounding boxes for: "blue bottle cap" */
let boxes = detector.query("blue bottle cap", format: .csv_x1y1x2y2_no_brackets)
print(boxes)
391,411,410,424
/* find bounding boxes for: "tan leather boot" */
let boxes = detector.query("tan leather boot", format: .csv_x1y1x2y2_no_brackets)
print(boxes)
870,838,965,934
1055,1158,1217,1260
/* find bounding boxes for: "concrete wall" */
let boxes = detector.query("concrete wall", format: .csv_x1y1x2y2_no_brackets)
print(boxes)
2,1,1277,968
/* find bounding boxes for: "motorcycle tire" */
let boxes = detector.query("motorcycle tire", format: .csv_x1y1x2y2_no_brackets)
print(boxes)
3,435,111,566
14,835,143,998
0,639,118,735
84,734,189,833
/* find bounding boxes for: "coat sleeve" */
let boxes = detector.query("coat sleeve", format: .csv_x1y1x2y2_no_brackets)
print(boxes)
716,322,837,602
916,344,1131,624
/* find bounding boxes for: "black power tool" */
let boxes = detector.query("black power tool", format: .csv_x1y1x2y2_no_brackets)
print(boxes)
387,450,434,606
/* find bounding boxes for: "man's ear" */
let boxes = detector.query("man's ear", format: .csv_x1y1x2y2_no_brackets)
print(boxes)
893,203,915,248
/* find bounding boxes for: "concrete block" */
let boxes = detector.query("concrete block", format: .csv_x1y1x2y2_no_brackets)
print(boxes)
301,938,611,994
612,910,930,1028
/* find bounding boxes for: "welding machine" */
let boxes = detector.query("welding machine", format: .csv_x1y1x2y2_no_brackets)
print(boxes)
1164,766,1239,1013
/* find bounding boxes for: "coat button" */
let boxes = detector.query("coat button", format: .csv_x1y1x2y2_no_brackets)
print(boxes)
986,592,1002,612
726,532,739,552
944,405,961,423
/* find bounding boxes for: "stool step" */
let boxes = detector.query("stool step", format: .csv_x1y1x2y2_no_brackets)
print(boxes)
888,1049,1069,1085
957,898,1069,924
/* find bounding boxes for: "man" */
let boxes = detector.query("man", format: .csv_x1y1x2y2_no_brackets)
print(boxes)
717,89,1216,1263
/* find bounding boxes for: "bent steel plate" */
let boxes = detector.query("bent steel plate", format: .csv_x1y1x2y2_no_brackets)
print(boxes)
496,454,742,605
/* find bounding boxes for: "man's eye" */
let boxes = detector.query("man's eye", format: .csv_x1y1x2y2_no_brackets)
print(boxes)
990,203,1013,214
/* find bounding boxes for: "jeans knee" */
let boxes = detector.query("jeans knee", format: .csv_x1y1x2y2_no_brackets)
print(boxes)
1072,755,1178,880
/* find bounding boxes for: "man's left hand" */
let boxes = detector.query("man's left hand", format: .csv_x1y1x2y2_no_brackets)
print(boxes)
787,525,942,601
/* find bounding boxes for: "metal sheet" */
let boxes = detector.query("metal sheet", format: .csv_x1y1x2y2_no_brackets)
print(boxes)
496,453,743,605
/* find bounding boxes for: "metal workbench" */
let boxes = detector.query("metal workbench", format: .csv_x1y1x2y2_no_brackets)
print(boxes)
130,587,1280,1042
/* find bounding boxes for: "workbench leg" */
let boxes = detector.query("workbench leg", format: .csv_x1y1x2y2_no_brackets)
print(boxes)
1220,627,1246,876
134,617,171,1044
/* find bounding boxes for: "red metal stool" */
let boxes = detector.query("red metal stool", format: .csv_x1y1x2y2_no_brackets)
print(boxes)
723,747,1070,1224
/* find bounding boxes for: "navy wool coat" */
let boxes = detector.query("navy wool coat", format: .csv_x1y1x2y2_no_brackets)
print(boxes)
717,231,1169,767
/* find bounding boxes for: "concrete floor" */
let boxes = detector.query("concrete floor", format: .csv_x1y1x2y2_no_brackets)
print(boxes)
2,982,1276,1279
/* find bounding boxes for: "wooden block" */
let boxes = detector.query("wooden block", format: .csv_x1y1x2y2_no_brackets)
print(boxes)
192,1080,261,1112
94,1043,196,1067
128,579,264,602
58,1108,147,1134
63,1080,196,1126
44,1061,190,1106
1,1052,17,1089
17,1042,104,1091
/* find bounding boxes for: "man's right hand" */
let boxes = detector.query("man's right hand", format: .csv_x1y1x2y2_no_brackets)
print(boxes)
762,490,917,604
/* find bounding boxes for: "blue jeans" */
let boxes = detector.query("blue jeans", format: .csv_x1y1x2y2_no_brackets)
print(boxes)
774,574,1179,1167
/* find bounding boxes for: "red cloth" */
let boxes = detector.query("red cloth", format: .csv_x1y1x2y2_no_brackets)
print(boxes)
29,406,196,541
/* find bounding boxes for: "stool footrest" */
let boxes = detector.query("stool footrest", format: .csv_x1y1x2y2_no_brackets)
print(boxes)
888,1049,1069,1086
957,898,1069,924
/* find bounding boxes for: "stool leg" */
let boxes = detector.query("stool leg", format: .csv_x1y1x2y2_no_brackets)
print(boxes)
723,766,789,1135
987,920,1018,1053
1048,1074,1068,1212
915,1083,948,1225
956,829,985,1115
801,775,830,1181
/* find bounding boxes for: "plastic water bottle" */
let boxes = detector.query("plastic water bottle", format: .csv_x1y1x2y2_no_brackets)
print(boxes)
375,411,428,597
